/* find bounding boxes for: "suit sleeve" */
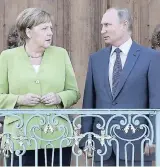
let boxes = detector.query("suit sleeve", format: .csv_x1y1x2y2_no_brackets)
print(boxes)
79,56,96,148
81,55,95,133
57,49,80,108
0,51,18,109
83,56,96,109
148,51,160,108
148,51,160,144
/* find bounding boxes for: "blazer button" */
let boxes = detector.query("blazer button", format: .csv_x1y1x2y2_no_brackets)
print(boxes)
35,80,40,84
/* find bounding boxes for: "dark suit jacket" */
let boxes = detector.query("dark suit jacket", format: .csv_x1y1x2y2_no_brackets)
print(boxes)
81,41,160,162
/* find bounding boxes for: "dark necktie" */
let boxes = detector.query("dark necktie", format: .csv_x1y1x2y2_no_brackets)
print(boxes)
112,48,122,96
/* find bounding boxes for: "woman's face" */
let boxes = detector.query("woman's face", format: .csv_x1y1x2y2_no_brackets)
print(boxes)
27,21,53,49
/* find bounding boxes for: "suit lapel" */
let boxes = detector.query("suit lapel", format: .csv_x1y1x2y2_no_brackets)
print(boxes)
103,46,113,100
113,41,141,100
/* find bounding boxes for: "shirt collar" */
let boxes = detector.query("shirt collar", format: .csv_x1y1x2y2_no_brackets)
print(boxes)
110,38,132,56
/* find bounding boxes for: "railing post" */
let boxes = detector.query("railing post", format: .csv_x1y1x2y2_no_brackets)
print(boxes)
156,110,160,166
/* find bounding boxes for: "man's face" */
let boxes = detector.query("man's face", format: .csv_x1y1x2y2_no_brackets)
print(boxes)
101,9,126,46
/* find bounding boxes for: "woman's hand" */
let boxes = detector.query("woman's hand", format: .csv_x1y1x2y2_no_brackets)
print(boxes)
16,93,41,106
41,92,61,105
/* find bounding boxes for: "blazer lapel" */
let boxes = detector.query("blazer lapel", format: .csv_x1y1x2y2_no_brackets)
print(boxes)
113,41,141,100
103,46,113,100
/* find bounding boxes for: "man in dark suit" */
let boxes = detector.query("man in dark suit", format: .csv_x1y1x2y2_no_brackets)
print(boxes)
80,7,160,166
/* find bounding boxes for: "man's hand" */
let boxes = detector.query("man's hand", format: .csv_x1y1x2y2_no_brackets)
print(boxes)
144,143,155,156
81,148,93,159
41,93,61,105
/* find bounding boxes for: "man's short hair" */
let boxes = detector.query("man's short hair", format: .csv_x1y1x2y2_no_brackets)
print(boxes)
115,8,133,33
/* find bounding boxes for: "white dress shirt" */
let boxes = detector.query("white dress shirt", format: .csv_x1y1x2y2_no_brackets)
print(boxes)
109,38,132,92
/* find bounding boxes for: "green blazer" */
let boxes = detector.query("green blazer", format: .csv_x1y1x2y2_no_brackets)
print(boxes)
0,46,80,150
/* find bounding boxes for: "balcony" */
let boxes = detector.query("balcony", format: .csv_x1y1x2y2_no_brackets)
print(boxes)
0,109,159,166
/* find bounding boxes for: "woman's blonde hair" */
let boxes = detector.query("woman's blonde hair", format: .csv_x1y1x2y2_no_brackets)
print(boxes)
16,8,51,42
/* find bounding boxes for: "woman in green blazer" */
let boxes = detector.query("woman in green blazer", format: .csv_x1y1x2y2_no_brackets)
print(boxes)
0,8,80,166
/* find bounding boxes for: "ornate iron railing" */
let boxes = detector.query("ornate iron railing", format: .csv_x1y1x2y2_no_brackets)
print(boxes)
0,109,159,167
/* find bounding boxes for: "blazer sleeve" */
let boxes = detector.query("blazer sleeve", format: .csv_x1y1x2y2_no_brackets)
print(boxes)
57,49,80,108
0,51,18,109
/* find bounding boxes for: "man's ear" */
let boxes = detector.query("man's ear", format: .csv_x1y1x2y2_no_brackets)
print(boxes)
124,20,129,30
